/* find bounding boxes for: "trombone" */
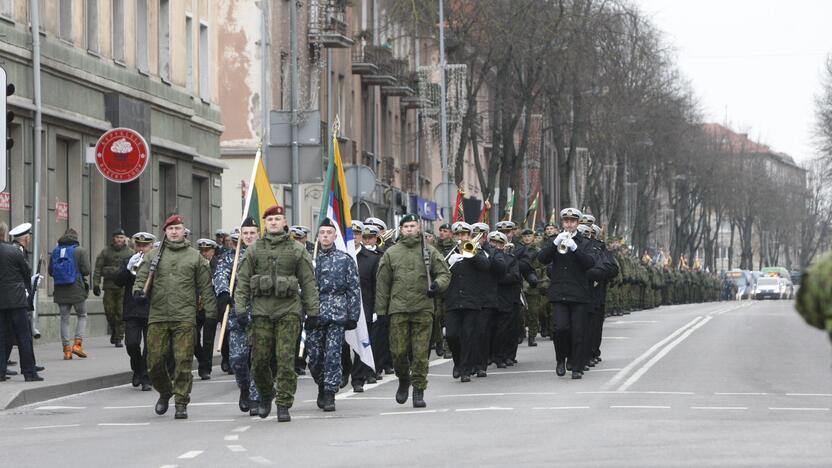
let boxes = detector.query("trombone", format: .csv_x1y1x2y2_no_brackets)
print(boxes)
442,232,485,262
378,227,399,248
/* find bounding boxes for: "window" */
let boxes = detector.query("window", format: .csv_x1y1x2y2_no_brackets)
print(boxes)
86,0,98,53
158,163,177,223
199,21,210,99
60,0,72,41
283,187,293,223
136,0,148,73
112,0,124,62
191,176,209,238
185,15,193,91
158,0,171,81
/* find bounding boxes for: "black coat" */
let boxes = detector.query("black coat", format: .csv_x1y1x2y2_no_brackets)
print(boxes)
496,252,522,312
356,246,382,320
445,250,490,312
0,242,32,310
479,243,507,310
537,234,596,304
113,257,149,320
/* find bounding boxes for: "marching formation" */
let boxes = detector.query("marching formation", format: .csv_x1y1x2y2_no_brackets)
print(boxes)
0,205,729,421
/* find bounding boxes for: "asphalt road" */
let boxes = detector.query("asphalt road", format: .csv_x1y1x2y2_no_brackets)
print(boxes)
1,300,830,467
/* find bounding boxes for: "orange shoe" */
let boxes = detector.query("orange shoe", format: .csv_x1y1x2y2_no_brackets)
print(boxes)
63,345,73,360
72,338,87,358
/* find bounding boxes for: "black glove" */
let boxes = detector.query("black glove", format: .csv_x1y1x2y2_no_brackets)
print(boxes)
426,281,439,298
217,292,235,313
93,285,101,297
345,319,358,331
133,290,148,305
528,273,539,289
235,312,250,329
304,315,319,331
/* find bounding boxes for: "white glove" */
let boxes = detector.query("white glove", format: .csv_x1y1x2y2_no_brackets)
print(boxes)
553,232,569,246
565,238,578,252
372,313,378,323
31,274,43,288
127,252,144,273
448,253,464,269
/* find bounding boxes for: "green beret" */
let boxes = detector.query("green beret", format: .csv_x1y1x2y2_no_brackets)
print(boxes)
399,213,419,226
521,229,533,236
112,228,126,237
439,223,451,230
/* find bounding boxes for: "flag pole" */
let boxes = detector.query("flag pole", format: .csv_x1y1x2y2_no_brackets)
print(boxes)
531,192,539,230
217,146,263,351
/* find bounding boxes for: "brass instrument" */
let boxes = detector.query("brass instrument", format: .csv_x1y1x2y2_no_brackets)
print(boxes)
378,227,399,247
504,242,515,255
558,231,576,254
443,240,462,262
461,233,484,258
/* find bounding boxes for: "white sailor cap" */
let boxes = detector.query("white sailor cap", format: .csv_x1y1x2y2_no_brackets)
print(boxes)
591,224,602,236
577,224,592,236
215,229,229,237
197,238,219,249
351,220,365,232
9,222,32,238
361,225,380,236
488,231,507,244
579,213,595,225
132,232,156,244
364,217,387,231
471,222,490,233
496,221,516,232
184,228,192,237
452,222,473,234
560,207,582,219
229,228,241,241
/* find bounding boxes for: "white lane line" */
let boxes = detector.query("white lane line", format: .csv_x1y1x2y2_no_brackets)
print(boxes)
607,320,658,324
610,405,670,409
486,368,621,375
606,316,703,389
232,425,251,432
769,407,830,412
786,393,832,397
601,337,629,340
104,405,152,410
533,406,590,410
691,406,747,410
177,451,204,459
380,409,447,416
24,424,81,430
455,407,513,412
585,368,623,373
248,456,273,465
35,405,86,410
617,316,713,392
327,396,395,401
439,393,505,398
186,419,235,423
159,465,178,468
715,392,768,396
227,445,247,452
189,402,236,407
338,358,450,400
97,423,151,426
224,435,239,441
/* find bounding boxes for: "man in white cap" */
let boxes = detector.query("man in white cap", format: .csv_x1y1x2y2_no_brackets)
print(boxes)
9,222,33,256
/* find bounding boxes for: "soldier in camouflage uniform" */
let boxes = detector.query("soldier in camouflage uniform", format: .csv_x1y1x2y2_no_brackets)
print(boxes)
213,217,260,415
133,215,217,420
93,228,134,347
308,218,360,412
539,223,560,333
522,229,544,346
235,205,319,423
433,223,456,359
376,214,450,408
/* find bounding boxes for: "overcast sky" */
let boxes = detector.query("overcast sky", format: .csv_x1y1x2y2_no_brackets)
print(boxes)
635,0,832,161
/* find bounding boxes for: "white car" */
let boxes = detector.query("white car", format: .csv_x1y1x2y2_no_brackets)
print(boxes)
753,277,782,300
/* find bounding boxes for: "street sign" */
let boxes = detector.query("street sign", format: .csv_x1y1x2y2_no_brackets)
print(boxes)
344,164,376,199
94,127,150,183
434,182,455,218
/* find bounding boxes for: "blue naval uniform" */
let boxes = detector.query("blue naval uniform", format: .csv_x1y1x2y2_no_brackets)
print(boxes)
309,245,360,393
212,246,260,403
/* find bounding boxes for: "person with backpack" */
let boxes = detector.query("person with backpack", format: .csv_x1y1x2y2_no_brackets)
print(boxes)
49,228,92,360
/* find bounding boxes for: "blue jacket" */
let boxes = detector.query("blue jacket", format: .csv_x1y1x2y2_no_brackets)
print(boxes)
315,246,360,324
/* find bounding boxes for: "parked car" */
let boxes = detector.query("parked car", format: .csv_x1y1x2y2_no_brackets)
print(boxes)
753,276,784,300
761,267,794,299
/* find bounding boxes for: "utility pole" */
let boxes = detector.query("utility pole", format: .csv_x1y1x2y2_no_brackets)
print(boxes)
438,0,452,217
29,0,44,319
261,0,270,150
290,0,300,224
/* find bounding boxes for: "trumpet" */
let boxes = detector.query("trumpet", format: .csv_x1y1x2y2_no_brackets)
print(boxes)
558,231,576,254
504,242,515,255
461,233,484,258
379,227,399,247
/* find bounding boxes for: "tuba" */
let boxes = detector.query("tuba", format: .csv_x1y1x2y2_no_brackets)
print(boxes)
558,231,576,254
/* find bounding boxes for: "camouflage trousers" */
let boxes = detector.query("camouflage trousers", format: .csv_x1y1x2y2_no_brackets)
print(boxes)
147,321,195,406
389,311,433,391
250,314,301,408
526,294,547,338
307,322,346,393
228,310,259,402
103,288,125,340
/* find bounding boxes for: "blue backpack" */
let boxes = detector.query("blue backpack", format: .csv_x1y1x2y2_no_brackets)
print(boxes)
52,244,79,286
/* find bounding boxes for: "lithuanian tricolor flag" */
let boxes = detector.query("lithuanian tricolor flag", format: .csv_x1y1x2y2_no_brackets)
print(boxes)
243,148,279,234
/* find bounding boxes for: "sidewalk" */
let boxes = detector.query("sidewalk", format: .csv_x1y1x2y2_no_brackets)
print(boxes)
0,335,221,410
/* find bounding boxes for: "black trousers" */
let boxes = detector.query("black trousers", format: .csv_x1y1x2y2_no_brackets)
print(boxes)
474,308,496,371
371,315,392,373
492,308,515,363
194,313,218,374
445,308,477,376
508,304,522,360
552,302,589,370
125,317,149,383
0,308,36,376
588,304,605,359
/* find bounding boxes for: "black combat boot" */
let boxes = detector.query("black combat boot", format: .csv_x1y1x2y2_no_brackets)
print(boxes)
395,378,410,404
249,402,259,417
174,404,188,419
412,388,426,408
238,388,251,412
556,361,566,377
276,406,291,422
198,369,211,380
435,343,445,358
323,392,336,412
571,371,583,380
460,374,471,383
155,396,170,415
528,336,537,347
476,369,487,378
367,375,377,384
317,384,326,410
258,397,272,419
452,366,460,379
23,373,44,382
496,360,507,369
141,382,152,391
132,372,141,387
353,382,364,393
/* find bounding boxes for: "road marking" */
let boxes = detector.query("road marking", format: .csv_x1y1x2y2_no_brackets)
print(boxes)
601,337,629,340
606,316,703,389
715,392,768,396
24,424,81,430
455,407,513,412
691,406,747,410
769,407,830,412
786,393,832,397
159,465,178,468
189,402,236,407
610,405,670,409
617,316,713,392
35,405,86,410
439,393,506,398
232,425,251,432
533,406,590,410
380,409,447,416
97,423,151,426
227,445,247,452
487,368,622,375
248,456,273,465
177,451,204,459
338,358,450,400
224,435,239,441
186,419,235,423
326,396,391,401
607,320,658,324
104,405,152,410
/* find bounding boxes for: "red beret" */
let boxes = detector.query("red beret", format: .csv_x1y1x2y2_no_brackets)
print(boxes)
262,205,284,218
163,214,184,229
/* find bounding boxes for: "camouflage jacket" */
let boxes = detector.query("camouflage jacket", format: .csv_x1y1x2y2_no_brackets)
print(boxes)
796,251,832,334
315,246,360,324
212,245,252,320
376,235,451,316
94,243,134,289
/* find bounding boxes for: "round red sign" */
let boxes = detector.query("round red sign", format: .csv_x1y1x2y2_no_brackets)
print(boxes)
94,128,150,183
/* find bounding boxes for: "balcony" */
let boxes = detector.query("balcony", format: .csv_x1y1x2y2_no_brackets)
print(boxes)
308,0,354,49
351,43,379,75
400,72,426,109
381,59,416,97
362,46,396,86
